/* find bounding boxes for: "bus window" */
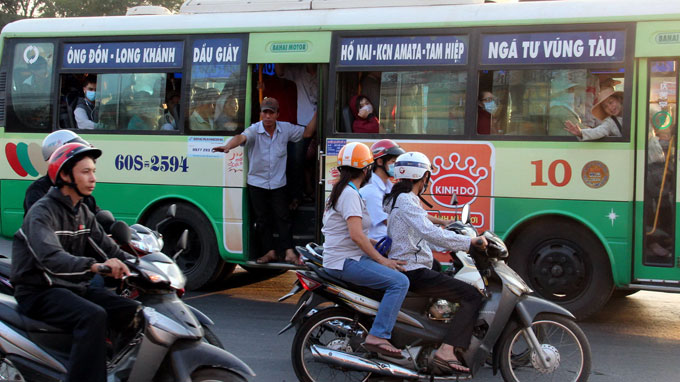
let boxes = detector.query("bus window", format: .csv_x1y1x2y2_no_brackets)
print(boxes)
188,38,246,134
337,70,466,135
80,73,175,131
477,68,625,137
8,42,55,132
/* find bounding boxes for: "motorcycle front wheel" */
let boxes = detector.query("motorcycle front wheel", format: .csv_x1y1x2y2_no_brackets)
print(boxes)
291,307,371,382
499,313,591,382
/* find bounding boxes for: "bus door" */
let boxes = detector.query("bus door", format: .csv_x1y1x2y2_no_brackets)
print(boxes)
246,32,331,261
634,57,680,286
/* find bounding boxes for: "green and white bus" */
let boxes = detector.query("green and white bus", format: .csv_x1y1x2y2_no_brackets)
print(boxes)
1,0,679,318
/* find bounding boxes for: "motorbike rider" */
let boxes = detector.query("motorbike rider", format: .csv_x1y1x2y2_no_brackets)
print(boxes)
10,142,140,382
23,130,98,214
359,139,405,240
383,151,487,374
322,142,410,358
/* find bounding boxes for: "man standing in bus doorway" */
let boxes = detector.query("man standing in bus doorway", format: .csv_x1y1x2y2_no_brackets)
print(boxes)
212,97,318,264
74,76,99,129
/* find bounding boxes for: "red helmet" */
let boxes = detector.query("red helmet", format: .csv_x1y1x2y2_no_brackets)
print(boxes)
48,142,102,184
370,139,405,160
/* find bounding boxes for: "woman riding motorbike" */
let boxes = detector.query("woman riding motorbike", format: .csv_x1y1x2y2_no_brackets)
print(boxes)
321,142,409,358
383,151,487,374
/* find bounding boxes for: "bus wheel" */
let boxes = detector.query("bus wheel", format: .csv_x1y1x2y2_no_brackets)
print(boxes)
145,203,225,290
509,220,614,320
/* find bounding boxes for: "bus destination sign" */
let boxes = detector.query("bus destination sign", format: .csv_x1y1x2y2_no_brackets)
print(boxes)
481,31,626,65
338,35,468,66
63,41,184,69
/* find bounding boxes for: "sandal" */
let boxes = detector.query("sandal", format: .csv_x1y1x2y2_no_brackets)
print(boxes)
361,342,404,359
256,251,279,264
432,355,470,374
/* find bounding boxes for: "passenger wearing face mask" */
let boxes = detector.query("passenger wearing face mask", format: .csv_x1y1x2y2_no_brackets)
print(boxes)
74,76,99,130
547,75,582,136
384,152,487,374
359,140,405,240
476,90,498,135
350,94,380,133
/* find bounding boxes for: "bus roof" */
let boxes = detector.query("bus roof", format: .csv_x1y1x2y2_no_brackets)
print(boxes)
2,0,679,37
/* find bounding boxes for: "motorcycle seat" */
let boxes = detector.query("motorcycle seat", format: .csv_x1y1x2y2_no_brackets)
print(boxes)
0,256,11,279
0,293,67,334
315,266,420,301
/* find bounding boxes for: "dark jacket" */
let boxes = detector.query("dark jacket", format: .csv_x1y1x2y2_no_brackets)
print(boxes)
11,187,130,297
75,97,98,123
24,175,98,216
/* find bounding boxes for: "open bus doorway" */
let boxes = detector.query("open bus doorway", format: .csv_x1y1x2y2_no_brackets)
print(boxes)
244,63,322,268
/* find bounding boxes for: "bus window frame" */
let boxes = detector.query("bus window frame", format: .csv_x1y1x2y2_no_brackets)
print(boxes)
474,23,636,142
328,28,471,141
4,38,59,133
184,33,249,137
326,23,636,143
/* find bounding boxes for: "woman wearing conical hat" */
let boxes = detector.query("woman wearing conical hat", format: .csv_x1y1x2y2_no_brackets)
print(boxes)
564,86,623,140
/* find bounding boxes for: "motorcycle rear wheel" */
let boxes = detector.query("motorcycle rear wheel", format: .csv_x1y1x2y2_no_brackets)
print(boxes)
292,307,371,382
499,313,591,382
191,367,246,382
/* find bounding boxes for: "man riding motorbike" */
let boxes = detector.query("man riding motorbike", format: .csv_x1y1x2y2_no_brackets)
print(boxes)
10,142,140,382
383,151,487,374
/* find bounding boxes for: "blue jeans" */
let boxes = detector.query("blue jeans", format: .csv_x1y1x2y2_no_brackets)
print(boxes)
325,256,409,339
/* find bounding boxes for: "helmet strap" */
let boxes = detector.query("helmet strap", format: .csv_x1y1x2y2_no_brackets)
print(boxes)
62,173,87,198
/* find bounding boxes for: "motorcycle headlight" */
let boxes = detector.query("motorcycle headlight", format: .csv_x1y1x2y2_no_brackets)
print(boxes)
141,268,169,284
150,262,186,290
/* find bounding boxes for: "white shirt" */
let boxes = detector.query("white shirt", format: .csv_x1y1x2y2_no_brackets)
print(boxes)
280,66,317,125
241,120,304,189
321,185,371,270
385,192,470,271
580,116,622,141
359,172,393,240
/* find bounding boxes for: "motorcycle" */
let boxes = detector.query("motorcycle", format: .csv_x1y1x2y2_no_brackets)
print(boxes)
0,218,255,382
0,206,224,349
279,204,592,382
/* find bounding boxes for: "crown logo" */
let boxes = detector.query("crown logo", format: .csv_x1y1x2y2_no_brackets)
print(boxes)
429,153,490,208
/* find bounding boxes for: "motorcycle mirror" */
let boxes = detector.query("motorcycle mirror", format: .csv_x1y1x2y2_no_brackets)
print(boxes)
155,204,177,232
461,204,471,224
96,210,116,233
167,204,176,218
110,220,132,245
450,194,458,207
173,229,189,261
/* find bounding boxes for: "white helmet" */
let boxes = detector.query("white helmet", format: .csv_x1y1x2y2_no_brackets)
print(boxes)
41,130,89,161
394,152,431,180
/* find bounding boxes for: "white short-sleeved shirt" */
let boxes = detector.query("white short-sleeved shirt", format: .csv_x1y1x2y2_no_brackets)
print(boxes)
321,186,372,270
280,66,318,125
241,120,304,189
360,172,393,240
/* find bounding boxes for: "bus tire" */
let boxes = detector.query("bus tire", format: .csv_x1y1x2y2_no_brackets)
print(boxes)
509,219,614,320
145,202,224,290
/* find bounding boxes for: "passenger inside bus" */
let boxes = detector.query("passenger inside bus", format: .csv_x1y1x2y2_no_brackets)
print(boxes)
564,85,623,140
160,90,180,130
477,90,500,134
214,94,240,132
189,87,219,130
349,94,379,133
127,91,163,130
74,76,98,130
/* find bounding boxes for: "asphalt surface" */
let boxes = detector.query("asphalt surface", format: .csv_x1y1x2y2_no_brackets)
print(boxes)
2,238,679,381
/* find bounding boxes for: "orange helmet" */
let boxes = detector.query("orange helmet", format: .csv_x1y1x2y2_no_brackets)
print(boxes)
337,142,373,169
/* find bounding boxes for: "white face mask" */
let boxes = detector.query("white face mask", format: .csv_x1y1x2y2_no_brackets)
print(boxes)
360,104,373,114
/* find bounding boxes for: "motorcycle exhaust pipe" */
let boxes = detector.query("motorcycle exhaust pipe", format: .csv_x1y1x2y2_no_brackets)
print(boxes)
310,345,420,379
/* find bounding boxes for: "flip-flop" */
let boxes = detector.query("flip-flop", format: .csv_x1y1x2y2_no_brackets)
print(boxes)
256,251,279,264
361,342,404,359
432,355,470,374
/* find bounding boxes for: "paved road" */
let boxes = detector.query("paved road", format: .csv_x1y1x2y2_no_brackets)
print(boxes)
2,238,679,381
184,268,680,382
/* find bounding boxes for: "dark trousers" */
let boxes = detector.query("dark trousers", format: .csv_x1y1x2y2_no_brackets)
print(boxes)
405,268,484,349
15,286,140,382
248,185,293,254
